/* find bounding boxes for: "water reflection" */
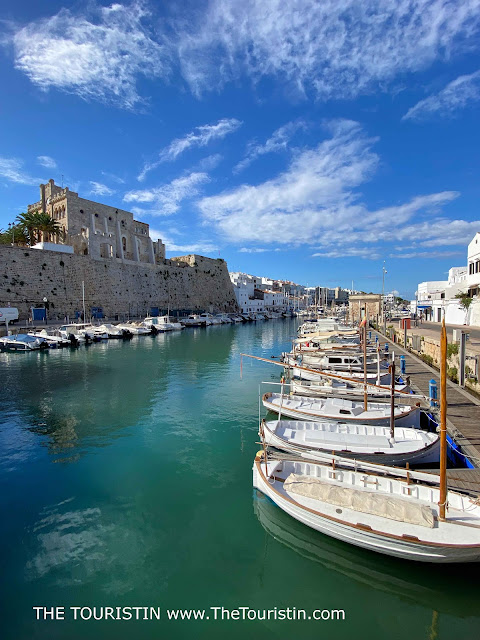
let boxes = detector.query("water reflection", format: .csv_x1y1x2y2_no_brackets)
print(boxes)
253,492,480,618
25,496,173,596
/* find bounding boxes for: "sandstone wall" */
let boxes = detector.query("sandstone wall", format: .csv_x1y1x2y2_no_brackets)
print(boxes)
0,246,238,320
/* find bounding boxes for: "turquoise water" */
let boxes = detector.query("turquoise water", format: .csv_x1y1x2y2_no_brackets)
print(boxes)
1,319,479,640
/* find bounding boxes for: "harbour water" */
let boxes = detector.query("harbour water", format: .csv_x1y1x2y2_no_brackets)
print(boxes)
1,319,479,640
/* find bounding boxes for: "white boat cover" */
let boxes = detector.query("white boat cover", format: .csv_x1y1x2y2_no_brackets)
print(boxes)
284,473,434,528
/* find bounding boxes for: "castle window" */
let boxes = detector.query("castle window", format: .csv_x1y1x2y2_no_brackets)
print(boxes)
122,237,127,252
108,216,112,221
95,213,99,218
80,209,84,213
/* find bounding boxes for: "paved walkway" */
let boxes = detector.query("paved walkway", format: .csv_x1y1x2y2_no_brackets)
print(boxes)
404,321,480,355
374,329,480,490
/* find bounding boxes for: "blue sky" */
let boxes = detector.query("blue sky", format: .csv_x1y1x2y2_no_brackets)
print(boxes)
1,0,480,299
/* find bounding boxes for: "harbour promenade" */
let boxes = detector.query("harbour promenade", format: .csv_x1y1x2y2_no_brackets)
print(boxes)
407,321,480,356
374,328,480,493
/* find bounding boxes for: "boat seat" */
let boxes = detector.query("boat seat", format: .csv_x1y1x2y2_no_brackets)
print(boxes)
284,474,434,528
302,433,390,447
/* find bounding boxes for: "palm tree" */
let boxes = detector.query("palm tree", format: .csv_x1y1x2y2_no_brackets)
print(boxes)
0,223,29,245
34,212,63,243
16,211,62,245
16,211,40,245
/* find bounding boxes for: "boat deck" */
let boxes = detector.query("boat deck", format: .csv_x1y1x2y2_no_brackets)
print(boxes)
373,329,480,493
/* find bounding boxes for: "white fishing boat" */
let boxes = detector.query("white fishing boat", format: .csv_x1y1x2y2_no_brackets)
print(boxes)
284,352,384,373
291,366,391,385
253,492,480,615
261,419,440,466
252,452,480,563
290,379,420,402
294,332,360,349
262,392,421,427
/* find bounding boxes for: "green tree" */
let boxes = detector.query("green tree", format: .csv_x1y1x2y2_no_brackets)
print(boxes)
455,291,473,311
15,211,62,246
0,223,29,245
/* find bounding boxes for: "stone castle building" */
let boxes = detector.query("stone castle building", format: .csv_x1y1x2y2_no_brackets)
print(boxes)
28,179,166,264
0,180,238,320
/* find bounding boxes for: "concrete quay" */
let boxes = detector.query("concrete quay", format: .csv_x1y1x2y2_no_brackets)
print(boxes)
374,329,480,494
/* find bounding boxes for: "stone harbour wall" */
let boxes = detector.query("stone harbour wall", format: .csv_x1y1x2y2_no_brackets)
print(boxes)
0,246,239,320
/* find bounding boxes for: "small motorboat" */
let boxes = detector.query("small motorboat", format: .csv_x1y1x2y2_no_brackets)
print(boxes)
143,316,183,332
181,314,207,327
116,322,150,335
97,323,133,339
0,333,49,351
27,329,71,348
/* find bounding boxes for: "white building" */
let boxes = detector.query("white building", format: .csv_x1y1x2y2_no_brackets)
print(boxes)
414,259,470,324
263,290,287,311
467,233,480,297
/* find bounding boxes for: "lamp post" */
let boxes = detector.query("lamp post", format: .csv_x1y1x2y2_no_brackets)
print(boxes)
8,222,15,246
382,261,387,334
42,297,48,325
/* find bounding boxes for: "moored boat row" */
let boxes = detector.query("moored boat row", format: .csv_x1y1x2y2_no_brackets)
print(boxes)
249,317,480,563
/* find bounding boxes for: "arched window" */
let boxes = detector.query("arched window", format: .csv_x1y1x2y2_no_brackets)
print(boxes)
122,237,127,252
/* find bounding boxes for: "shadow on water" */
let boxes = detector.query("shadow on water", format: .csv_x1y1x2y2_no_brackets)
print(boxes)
253,491,480,619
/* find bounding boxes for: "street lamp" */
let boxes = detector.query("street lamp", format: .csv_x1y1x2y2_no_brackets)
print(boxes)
8,222,15,246
382,261,387,333
43,297,48,325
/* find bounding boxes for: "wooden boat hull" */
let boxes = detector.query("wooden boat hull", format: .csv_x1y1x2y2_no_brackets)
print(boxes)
262,421,440,466
253,455,480,563
262,393,421,428
291,367,391,385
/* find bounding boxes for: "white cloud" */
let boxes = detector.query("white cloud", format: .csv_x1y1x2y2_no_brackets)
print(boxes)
195,154,223,171
149,228,218,255
312,247,382,260
90,181,115,197
196,119,474,257
101,171,125,184
125,172,209,215
0,156,42,185
138,118,241,181
37,155,57,169
198,120,378,243
13,1,480,111
238,247,270,253
13,2,169,110
403,70,480,120
177,0,480,99
390,250,464,259
235,120,306,172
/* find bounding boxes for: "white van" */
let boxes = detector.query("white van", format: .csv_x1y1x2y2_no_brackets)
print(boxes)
0,307,19,324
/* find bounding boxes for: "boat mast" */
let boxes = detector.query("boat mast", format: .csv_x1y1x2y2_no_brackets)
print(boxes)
439,318,448,520
389,361,395,441
82,280,86,322
363,314,368,410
